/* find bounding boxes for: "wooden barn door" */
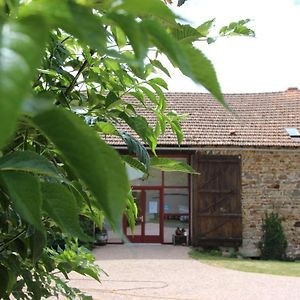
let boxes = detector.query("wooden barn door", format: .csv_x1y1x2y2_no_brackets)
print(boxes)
192,155,242,247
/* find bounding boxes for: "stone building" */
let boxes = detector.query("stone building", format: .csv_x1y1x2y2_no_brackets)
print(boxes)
109,88,300,258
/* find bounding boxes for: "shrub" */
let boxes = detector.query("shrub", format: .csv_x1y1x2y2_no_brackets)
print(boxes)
260,212,287,260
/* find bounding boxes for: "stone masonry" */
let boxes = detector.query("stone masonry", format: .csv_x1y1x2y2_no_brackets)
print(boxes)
197,149,300,258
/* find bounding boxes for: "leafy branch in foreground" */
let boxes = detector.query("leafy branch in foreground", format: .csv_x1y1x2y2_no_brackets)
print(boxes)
0,0,254,298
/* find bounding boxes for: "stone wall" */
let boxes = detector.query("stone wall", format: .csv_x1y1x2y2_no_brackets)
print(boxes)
196,149,300,258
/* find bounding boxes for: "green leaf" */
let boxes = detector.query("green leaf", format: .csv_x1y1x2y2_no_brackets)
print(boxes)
96,121,118,135
0,171,43,230
181,45,224,105
169,119,183,145
142,19,188,72
21,0,107,49
111,25,127,48
77,267,100,282
37,68,58,76
129,91,145,106
81,205,104,230
149,77,168,90
29,228,46,263
151,59,171,77
41,182,90,241
104,58,120,71
106,99,123,110
0,265,9,299
233,24,255,37
0,16,47,149
219,19,255,37
0,151,61,178
108,13,147,61
114,0,176,24
120,114,157,153
197,19,215,37
33,108,129,229
144,63,153,78
139,86,158,105
142,20,223,104
122,155,147,174
125,192,137,233
157,112,167,134
172,23,201,43
118,131,150,167
154,120,161,138
147,82,166,111
65,3,107,49
2,264,16,296
150,157,199,174
82,296,93,300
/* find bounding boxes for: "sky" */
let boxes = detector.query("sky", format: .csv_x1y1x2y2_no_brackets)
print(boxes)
163,0,300,93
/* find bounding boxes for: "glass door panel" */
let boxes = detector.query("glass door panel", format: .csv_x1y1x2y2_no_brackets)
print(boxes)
127,190,142,237
163,188,189,243
145,190,160,236
124,189,162,243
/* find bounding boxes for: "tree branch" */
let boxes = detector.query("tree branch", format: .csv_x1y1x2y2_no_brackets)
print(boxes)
0,229,26,253
64,59,89,97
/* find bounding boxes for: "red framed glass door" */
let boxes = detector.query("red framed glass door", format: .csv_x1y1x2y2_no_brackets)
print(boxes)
125,188,162,243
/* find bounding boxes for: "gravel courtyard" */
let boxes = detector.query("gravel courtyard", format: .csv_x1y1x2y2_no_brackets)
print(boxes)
69,244,300,300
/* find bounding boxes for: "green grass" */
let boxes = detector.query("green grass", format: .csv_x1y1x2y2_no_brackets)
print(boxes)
189,249,300,277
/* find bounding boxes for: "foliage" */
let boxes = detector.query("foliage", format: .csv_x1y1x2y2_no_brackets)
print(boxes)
150,157,199,173
259,212,287,260
2,239,102,300
0,0,254,299
219,19,255,38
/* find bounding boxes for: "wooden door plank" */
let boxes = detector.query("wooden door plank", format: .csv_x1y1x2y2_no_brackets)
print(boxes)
192,154,242,247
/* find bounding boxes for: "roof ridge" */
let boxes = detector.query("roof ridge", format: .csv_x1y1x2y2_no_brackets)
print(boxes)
164,90,291,96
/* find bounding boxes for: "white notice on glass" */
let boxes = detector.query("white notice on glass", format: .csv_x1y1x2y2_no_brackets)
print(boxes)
149,201,158,214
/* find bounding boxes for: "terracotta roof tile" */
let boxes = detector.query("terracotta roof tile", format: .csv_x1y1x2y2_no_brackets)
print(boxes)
106,89,300,148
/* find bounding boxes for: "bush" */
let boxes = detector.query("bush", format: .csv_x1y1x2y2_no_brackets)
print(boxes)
260,211,287,260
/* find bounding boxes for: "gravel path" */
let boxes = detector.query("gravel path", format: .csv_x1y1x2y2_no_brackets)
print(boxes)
69,244,300,300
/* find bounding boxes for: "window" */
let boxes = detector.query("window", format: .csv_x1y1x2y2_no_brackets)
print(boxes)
164,157,189,186
164,188,189,214
130,167,162,186
285,127,300,138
